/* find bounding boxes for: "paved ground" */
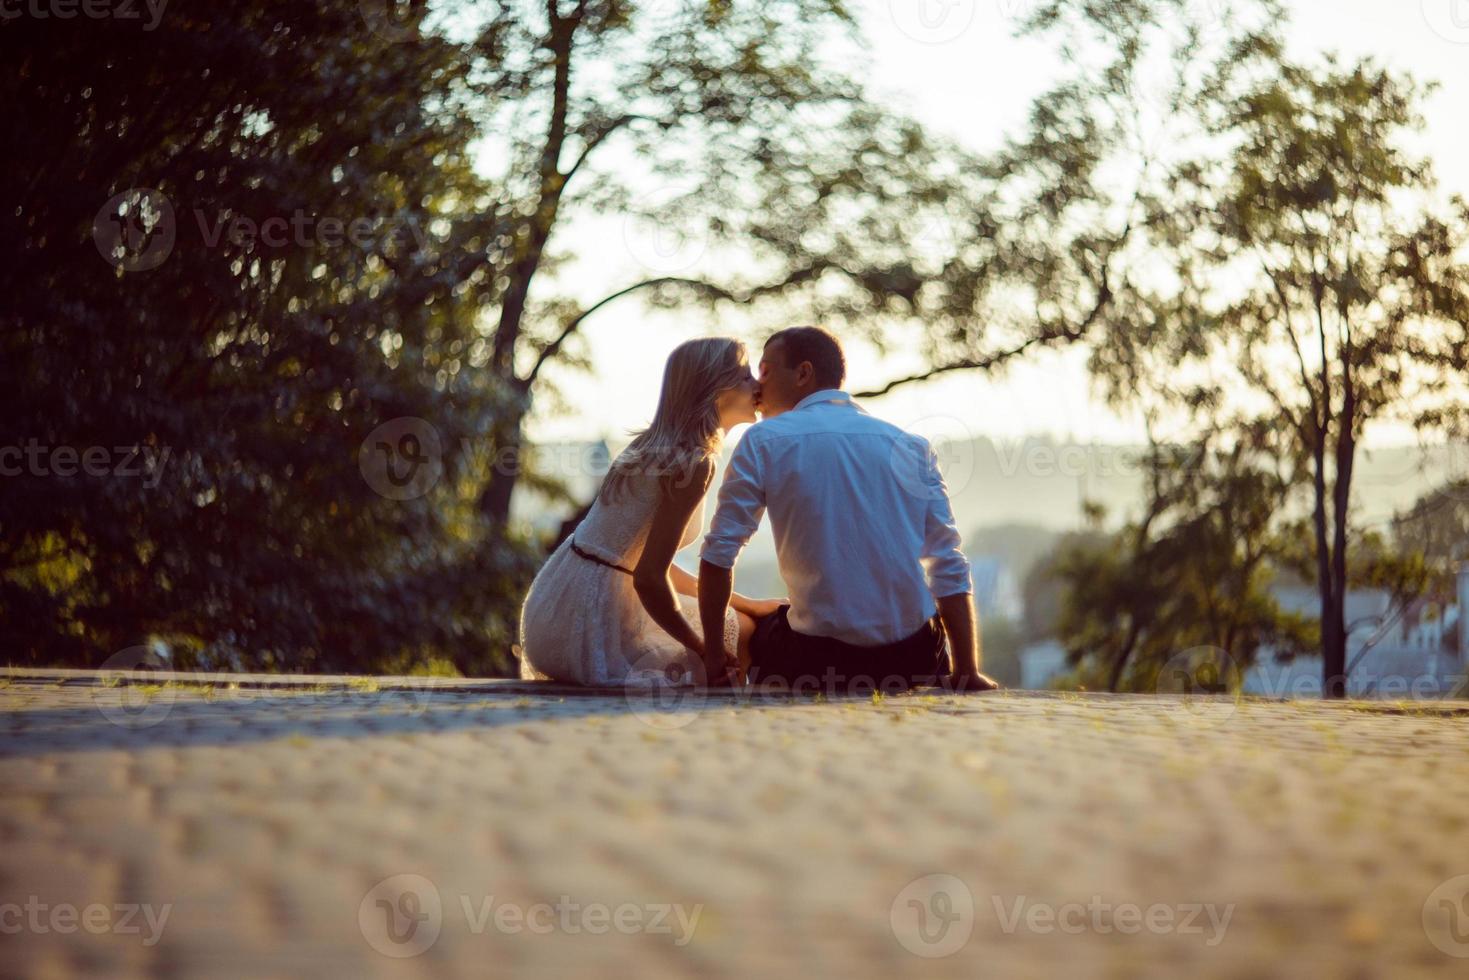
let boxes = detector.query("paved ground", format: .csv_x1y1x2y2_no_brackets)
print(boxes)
3,670,1469,979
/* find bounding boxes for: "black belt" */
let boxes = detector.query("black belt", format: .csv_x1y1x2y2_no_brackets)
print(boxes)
571,537,634,576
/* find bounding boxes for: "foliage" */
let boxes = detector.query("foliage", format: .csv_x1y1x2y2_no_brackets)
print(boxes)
3,0,538,673
1043,428,1316,691
1063,6,1469,696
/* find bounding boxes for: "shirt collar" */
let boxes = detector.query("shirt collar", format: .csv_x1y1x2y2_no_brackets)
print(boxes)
792,388,853,412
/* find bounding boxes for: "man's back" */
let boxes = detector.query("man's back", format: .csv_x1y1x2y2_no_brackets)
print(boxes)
701,390,971,646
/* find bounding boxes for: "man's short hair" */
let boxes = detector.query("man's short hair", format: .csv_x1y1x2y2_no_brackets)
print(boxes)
766,325,845,390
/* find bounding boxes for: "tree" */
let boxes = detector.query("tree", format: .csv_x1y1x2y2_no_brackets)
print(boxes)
1392,480,1469,592
1116,54,1469,697
1045,424,1316,691
3,0,537,673
459,0,1262,519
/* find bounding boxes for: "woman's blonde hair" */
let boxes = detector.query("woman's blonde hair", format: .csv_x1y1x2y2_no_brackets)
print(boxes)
598,337,749,504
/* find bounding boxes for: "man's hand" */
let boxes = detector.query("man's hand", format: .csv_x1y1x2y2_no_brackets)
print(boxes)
698,559,740,687
940,670,1001,694
936,592,994,690
698,629,739,687
700,648,740,688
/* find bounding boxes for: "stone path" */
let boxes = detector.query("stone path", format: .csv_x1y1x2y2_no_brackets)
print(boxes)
3,670,1469,979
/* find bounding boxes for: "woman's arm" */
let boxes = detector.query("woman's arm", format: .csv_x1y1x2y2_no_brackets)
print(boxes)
730,592,785,618
632,460,715,656
668,562,699,599
668,562,780,618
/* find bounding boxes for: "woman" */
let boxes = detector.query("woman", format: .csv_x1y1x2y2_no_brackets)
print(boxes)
519,337,784,687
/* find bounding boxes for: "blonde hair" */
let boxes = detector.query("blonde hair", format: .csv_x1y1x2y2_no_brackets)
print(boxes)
598,337,749,504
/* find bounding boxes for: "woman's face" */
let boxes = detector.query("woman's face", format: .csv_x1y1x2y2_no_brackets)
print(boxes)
715,362,761,429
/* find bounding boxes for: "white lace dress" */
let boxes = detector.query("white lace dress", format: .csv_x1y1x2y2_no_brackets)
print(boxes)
518,472,740,687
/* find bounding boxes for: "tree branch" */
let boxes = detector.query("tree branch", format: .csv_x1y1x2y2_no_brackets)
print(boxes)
522,264,832,385
855,276,1113,399
563,113,648,181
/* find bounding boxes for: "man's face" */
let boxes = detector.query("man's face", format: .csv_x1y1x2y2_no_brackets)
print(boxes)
757,339,807,418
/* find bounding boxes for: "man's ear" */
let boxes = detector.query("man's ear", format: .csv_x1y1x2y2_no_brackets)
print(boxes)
796,361,815,387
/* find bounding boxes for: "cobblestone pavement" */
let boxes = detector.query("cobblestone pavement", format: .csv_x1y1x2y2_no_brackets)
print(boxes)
3,672,1469,979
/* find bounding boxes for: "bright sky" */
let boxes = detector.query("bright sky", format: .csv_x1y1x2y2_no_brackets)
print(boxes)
524,0,1469,449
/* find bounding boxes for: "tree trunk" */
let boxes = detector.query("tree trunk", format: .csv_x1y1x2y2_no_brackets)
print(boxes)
1309,430,1346,699
478,408,526,526
477,16,575,526
1321,590,1347,699
1107,620,1141,692
1324,354,1359,699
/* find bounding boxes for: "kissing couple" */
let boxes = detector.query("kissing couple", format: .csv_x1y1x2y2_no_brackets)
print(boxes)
519,325,999,694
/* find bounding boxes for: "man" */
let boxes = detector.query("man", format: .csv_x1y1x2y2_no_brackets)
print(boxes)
698,325,999,693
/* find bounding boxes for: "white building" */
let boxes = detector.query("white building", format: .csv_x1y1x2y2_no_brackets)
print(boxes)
1243,567,1467,699
1019,639,1069,690
967,556,1024,623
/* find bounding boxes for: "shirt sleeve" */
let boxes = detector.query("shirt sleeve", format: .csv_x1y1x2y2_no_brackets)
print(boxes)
700,430,765,569
918,439,972,599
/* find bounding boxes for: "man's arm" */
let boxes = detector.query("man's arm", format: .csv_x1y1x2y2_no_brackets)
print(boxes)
918,439,999,691
698,433,766,684
936,592,996,690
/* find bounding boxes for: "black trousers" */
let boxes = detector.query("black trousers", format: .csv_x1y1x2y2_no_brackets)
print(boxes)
746,605,949,693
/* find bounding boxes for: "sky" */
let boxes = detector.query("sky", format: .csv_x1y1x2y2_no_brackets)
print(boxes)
521,0,1469,450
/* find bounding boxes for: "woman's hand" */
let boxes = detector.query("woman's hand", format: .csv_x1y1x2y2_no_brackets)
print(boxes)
737,597,788,619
